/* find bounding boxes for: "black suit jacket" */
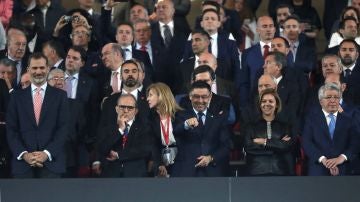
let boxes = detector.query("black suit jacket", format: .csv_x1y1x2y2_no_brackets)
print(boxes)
150,20,188,90
65,99,86,168
75,72,100,145
172,109,232,177
28,2,66,41
98,117,152,177
342,62,360,106
0,79,9,174
6,85,69,174
132,49,154,85
176,57,195,94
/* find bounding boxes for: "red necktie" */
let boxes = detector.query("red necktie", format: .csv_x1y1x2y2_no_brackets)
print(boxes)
33,88,43,125
122,125,129,149
263,44,270,59
140,45,147,52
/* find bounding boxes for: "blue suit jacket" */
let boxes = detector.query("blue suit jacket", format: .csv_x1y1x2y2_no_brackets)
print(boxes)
302,108,360,176
6,85,69,174
238,43,263,107
172,110,232,177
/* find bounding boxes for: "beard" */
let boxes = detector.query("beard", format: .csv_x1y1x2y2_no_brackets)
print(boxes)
124,77,137,87
341,57,354,66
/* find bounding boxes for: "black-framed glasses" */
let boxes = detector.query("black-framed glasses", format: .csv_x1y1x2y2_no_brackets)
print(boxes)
117,105,136,110
190,94,211,100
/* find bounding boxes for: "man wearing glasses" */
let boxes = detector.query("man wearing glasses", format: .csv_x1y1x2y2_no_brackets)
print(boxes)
303,83,360,176
172,81,232,177
97,94,151,177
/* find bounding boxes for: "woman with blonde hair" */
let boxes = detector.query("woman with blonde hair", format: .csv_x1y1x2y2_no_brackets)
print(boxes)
147,82,182,177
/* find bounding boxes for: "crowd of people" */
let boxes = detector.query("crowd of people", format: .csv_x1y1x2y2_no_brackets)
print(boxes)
0,0,360,178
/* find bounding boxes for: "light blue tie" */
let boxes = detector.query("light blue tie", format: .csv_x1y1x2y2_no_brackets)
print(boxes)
328,113,336,139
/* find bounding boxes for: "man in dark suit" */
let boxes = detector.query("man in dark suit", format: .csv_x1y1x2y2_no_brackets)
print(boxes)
100,43,124,99
97,94,151,177
283,15,316,75
64,46,99,155
6,52,69,178
27,0,66,41
187,8,240,83
4,29,28,86
172,81,232,177
47,68,87,177
0,78,10,178
93,59,150,175
42,40,65,71
337,39,360,106
178,65,235,124
176,30,211,94
0,58,17,92
303,83,359,176
262,51,299,122
274,4,293,37
150,0,189,90
240,15,275,107
116,22,154,82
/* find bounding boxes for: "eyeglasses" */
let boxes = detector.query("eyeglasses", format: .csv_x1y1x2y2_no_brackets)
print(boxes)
117,105,136,111
72,31,90,37
190,94,211,100
324,96,340,100
49,77,65,82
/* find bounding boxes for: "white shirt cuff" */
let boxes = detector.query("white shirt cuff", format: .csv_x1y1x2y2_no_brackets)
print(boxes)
184,121,190,130
92,161,101,166
318,156,326,163
341,154,347,161
17,151,28,160
43,150,52,161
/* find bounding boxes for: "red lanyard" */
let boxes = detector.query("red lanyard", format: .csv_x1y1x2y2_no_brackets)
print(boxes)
160,116,170,146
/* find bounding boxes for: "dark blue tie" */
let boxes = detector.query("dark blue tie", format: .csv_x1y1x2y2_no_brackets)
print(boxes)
197,112,204,127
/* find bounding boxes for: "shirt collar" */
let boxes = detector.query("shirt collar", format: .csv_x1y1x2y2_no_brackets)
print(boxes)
122,45,132,52
136,42,151,49
260,41,271,48
275,75,283,84
193,108,208,116
322,109,339,118
31,82,47,92
343,63,356,72
65,72,79,80
54,59,63,68
210,32,218,41
159,20,174,30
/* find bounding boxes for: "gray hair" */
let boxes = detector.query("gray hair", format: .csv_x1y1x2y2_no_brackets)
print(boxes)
47,68,65,80
0,58,16,72
321,54,342,69
318,83,341,100
111,43,125,59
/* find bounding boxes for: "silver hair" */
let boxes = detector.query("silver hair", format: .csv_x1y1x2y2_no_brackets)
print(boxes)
318,83,341,101
47,68,65,80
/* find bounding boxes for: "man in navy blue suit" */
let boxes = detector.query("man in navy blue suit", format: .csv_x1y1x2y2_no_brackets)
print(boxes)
6,52,69,178
337,39,360,106
172,81,232,177
240,15,275,107
303,83,359,176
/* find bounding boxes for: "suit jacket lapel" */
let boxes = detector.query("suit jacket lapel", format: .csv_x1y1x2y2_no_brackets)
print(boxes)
24,87,37,126
38,86,53,125
317,110,332,141
203,112,214,137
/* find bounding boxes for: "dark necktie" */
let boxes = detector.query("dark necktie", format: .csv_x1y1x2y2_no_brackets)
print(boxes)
163,24,172,48
197,112,205,127
345,69,351,78
263,45,270,59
